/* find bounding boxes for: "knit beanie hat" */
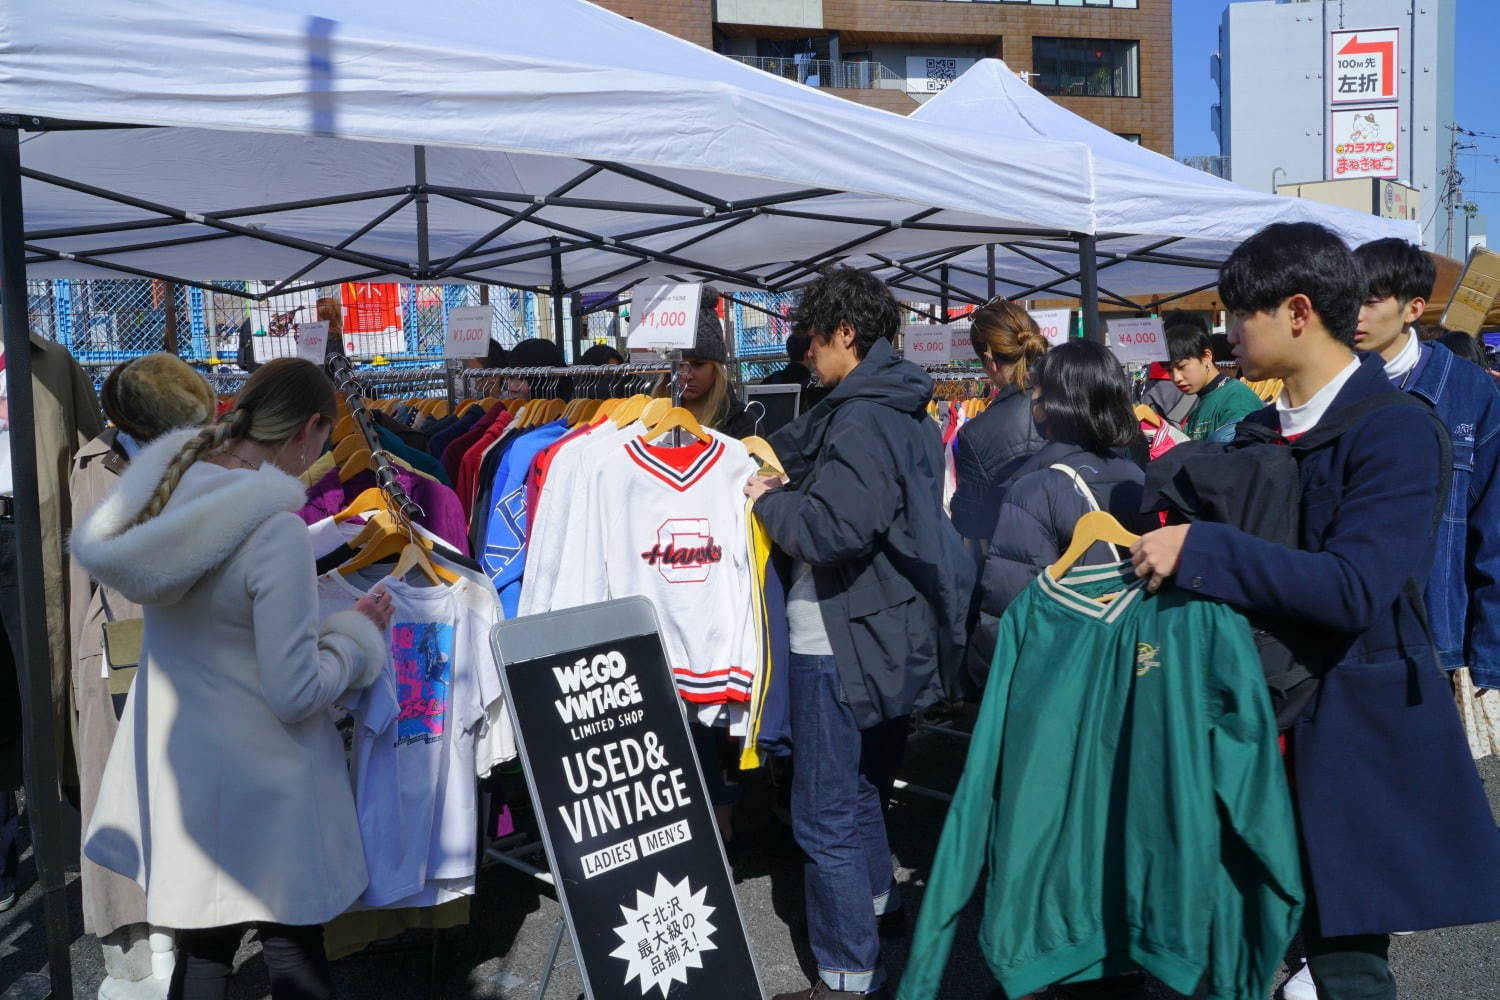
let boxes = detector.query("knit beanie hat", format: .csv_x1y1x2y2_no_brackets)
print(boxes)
100,353,216,442
684,286,727,364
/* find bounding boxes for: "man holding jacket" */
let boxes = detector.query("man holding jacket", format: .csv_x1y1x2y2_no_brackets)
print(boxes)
745,267,973,1000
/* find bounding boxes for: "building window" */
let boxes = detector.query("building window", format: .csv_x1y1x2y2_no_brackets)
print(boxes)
1115,133,1142,144
1031,38,1140,98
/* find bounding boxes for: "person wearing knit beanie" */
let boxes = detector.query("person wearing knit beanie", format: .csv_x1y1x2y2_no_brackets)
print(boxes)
99,353,216,444
671,286,756,439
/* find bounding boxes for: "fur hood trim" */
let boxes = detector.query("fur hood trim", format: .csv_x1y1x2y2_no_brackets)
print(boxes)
70,427,309,606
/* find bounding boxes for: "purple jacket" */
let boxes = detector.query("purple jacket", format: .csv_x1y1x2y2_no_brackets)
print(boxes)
298,465,470,557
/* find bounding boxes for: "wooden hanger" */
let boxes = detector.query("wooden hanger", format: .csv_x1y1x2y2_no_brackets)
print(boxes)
333,487,389,524
646,406,710,444
1047,511,1141,580
741,436,784,477
612,394,650,428
339,510,458,586
639,397,672,430
332,433,367,467
331,413,357,443
1133,404,1163,429
337,448,375,482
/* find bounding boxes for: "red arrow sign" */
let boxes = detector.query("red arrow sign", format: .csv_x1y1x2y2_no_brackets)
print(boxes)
1338,34,1395,97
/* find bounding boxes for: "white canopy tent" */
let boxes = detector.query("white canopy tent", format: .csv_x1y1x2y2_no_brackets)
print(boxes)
893,59,1422,308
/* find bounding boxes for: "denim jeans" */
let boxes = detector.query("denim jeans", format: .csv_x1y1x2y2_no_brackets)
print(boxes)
789,653,899,994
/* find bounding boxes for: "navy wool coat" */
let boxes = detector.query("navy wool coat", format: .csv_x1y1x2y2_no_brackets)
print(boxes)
1176,353,1500,937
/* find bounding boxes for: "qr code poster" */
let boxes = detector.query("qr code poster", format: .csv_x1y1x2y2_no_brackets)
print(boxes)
906,56,974,94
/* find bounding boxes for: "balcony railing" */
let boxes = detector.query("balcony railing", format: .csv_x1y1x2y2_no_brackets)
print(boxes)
729,56,907,91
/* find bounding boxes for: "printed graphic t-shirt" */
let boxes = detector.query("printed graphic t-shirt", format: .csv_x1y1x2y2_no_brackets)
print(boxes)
320,570,506,907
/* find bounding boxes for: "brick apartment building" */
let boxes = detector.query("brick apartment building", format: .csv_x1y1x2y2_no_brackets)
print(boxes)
594,0,1172,155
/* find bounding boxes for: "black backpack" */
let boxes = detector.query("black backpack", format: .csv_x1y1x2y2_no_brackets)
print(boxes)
1144,391,1451,729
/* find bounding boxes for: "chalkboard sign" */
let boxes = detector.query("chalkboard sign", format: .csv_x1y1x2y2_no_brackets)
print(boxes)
491,598,763,1000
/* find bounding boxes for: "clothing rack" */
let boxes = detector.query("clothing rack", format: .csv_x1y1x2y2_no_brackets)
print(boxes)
327,354,427,522
352,366,451,400
456,363,670,401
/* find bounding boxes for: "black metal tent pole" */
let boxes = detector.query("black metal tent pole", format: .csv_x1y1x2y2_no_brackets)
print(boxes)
0,123,75,1000
1079,234,1102,342
550,240,565,348
986,244,997,301
939,265,951,321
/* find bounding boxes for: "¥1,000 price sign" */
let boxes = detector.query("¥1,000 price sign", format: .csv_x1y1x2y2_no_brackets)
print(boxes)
1106,317,1167,365
444,305,492,359
491,598,762,1000
628,283,704,350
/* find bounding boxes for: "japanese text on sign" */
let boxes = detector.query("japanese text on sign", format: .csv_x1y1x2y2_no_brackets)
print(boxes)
610,873,719,997
629,282,704,349
1028,308,1072,348
904,325,951,363
1329,28,1399,105
294,321,328,364
1329,107,1399,181
443,305,491,359
1106,317,1167,364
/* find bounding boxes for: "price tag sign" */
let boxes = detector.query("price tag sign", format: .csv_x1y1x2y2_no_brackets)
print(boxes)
948,324,974,363
293,321,328,364
1028,308,1072,347
903,325,951,363
444,305,492,359
628,282,704,350
1106,317,1167,364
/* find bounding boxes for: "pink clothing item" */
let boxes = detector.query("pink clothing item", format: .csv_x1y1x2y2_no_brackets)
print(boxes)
298,465,470,556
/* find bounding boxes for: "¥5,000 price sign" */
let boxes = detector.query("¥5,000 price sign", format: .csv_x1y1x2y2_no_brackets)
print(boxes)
628,283,704,350
903,325,951,364
1106,317,1167,365
492,599,761,1000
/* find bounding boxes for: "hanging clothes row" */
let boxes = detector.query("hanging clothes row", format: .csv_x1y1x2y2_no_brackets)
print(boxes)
925,367,994,517
308,357,514,914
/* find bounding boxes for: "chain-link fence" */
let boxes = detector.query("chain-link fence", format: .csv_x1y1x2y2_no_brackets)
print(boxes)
26,278,546,383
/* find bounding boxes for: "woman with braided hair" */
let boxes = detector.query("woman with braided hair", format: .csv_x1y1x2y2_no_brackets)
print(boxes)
71,358,395,1000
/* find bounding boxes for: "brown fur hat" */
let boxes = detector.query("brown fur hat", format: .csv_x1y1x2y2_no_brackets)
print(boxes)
100,353,216,443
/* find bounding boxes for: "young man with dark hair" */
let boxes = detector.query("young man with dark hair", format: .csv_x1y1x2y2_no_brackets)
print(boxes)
1353,237,1500,684
745,266,973,1000
1131,222,1500,1000
1163,312,1263,439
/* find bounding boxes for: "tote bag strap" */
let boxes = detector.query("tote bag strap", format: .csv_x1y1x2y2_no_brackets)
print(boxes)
1051,463,1123,561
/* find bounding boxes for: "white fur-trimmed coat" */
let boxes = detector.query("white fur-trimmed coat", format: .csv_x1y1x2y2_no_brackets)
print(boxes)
70,428,387,928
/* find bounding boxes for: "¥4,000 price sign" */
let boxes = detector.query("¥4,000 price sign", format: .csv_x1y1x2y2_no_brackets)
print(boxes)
1106,317,1167,365
492,598,761,1000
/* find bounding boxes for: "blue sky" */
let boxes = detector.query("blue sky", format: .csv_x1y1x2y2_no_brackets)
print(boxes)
1173,0,1498,240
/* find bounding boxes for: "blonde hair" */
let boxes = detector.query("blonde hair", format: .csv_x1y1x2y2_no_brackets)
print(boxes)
970,300,1049,389
134,358,337,524
655,360,732,430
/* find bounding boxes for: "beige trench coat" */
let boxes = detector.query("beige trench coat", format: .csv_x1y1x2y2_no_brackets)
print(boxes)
0,334,101,793
68,427,147,937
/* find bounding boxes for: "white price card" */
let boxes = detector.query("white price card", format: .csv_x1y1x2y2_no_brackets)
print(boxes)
903,325,951,364
1106,317,1167,364
294,321,328,364
1028,308,1072,347
948,324,974,363
628,282,704,350
444,305,492,359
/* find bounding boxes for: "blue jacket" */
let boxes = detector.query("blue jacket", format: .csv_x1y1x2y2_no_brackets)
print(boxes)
754,338,975,728
1176,353,1500,937
1402,340,1500,684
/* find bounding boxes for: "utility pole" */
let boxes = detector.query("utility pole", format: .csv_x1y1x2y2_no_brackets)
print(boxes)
1445,124,1463,258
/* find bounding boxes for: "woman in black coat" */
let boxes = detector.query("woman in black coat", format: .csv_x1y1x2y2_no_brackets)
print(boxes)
949,300,1050,541
967,340,1160,687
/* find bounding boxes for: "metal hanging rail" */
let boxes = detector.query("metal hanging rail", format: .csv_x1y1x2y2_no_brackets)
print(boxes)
326,354,426,522
456,362,670,401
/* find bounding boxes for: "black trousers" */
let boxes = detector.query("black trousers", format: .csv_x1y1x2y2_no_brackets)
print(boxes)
1302,895,1395,1000
169,923,331,1000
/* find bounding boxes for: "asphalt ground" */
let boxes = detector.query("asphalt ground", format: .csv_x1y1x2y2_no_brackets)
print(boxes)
3,715,1498,1000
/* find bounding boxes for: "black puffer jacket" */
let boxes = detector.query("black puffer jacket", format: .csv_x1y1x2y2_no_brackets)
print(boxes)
754,338,975,727
949,386,1047,540
965,440,1158,688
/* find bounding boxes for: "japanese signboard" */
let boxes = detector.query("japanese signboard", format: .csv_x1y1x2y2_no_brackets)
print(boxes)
1440,247,1500,336
1329,107,1399,180
1329,28,1399,105
1105,317,1167,365
293,321,329,365
491,599,761,1000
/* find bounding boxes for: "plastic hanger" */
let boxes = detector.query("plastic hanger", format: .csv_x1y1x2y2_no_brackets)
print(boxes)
1134,404,1163,428
1047,511,1141,580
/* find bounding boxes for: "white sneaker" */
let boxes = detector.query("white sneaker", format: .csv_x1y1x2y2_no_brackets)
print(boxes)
1281,961,1320,1000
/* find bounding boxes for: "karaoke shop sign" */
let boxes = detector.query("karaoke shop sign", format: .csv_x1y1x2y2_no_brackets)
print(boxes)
496,606,760,1000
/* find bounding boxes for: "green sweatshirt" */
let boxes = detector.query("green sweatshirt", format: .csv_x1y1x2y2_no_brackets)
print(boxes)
1183,375,1265,440
898,562,1302,1000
